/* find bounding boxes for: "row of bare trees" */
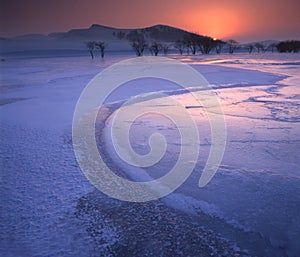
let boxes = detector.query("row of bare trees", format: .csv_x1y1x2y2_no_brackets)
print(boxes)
127,33,170,56
85,36,300,58
128,33,233,56
245,42,278,53
85,41,106,59
127,32,241,56
148,42,170,55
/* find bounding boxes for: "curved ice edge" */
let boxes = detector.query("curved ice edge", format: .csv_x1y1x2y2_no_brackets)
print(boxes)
163,193,251,231
99,122,261,251
100,95,253,235
103,118,254,233
102,80,285,110
96,93,291,256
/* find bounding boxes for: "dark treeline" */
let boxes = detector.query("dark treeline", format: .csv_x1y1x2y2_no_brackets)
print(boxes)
85,28,300,58
126,31,231,56
276,40,300,53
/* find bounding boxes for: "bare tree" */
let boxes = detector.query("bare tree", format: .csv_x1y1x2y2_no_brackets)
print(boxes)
85,41,95,59
254,43,263,53
227,40,239,54
128,33,147,56
174,40,185,55
183,34,200,55
255,42,268,53
149,41,162,56
162,43,170,55
198,37,216,54
95,41,106,58
215,40,225,54
245,44,254,53
268,43,277,53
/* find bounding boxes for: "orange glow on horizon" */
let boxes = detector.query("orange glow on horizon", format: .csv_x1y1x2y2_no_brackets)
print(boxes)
1,0,299,42
185,7,242,40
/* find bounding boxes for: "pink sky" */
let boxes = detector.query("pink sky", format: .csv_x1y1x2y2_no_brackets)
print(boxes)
1,0,300,42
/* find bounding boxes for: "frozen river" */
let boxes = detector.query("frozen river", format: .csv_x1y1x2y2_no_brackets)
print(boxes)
1,53,300,256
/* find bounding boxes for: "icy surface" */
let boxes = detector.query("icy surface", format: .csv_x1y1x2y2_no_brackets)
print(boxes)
1,53,300,256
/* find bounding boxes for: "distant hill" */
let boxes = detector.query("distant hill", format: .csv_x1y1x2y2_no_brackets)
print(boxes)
0,24,193,57
48,24,190,42
2,24,294,57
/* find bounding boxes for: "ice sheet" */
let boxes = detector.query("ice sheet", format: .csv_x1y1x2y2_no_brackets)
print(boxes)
1,53,300,256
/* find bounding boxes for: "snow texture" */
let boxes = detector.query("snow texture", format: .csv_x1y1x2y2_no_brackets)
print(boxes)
1,53,300,256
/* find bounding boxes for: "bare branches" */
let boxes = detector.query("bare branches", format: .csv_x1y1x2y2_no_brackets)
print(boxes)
183,34,201,55
128,33,147,56
198,37,217,54
245,44,254,53
174,40,185,55
227,40,239,54
95,41,106,58
149,41,162,56
162,44,170,55
85,41,107,59
85,41,95,59
254,43,268,53
215,40,225,54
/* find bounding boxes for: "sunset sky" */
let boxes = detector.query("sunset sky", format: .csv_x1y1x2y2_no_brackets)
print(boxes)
1,0,299,42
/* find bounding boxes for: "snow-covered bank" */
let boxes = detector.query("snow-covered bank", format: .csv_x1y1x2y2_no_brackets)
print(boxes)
1,53,299,256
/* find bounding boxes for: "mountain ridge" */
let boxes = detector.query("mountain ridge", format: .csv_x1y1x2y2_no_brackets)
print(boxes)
1,24,296,57
3,23,191,40
0,23,195,55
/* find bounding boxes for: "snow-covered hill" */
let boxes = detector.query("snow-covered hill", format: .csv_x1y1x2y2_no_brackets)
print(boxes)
0,24,192,57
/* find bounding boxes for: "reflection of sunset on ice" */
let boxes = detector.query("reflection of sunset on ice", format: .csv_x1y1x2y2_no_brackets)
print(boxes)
1,0,300,256
1,52,300,256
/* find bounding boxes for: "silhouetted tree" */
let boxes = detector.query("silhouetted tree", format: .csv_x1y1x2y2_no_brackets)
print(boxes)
162,43,170,55
227,40,239,54
268,43,277,53
254,43,267,53
85,41,95,59
198,37,216,54
215,40,225,54
95,41,106,58
128,32,147,56
183,34,201,55
174,40,185,55
149,41,162,56
245,44,254,53
276,40,300,53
